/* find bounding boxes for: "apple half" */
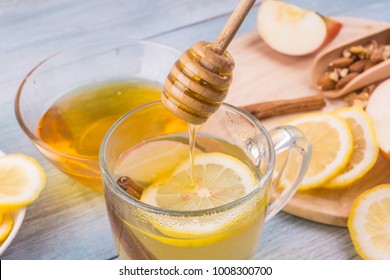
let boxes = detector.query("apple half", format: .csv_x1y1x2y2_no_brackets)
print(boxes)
366,79,390,162
256,0,342,56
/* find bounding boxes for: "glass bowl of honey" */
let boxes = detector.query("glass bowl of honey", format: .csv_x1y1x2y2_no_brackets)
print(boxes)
15,41,179,191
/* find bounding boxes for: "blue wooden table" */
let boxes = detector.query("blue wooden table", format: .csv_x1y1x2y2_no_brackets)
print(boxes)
1,0,389,260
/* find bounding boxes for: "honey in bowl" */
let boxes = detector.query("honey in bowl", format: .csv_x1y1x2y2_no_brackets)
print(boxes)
36,80,161,191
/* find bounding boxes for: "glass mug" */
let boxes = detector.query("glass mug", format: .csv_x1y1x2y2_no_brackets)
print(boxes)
100,101,311,260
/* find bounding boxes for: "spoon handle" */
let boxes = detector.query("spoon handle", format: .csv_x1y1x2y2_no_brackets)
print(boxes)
212,0,256,54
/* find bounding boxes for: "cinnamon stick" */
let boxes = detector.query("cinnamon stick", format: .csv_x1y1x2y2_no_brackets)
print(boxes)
107,203,157,259
241,95,326,120
117,176,144,200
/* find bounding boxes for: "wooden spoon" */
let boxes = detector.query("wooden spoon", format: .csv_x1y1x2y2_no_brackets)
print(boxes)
311,26,390,99
162,0,256,125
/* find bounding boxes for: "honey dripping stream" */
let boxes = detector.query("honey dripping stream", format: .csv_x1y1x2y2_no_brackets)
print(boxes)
188,123,198,187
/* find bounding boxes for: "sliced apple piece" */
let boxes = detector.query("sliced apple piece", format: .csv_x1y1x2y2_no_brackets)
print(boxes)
115,140,191,185
366,78,390,162
115,140,204,185
256,0,342,56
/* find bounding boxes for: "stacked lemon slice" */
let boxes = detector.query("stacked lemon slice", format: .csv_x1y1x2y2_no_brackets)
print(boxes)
279,106,388,260
0,152,46,246
277,106,378,190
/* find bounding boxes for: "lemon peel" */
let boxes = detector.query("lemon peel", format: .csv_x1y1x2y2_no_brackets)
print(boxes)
0,214,13,243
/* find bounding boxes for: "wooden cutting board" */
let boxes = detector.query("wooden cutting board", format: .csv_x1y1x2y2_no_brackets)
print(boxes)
227,17,390,227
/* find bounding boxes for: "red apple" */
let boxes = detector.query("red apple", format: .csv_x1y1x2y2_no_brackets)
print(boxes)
256,0,342,56
366,78,390,162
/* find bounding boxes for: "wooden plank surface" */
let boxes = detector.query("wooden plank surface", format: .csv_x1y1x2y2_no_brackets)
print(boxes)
227,17,390,227
151,2,390,260
1,0,390,260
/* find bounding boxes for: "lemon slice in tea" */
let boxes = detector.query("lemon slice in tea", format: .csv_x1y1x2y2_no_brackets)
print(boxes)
140,152,259,247
141,152,257,211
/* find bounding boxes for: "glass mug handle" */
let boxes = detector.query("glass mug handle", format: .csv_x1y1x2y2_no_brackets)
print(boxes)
265,125,312,222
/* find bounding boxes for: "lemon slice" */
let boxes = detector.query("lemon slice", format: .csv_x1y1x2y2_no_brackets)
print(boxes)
348,184,390,260
139,152,259,247
280,112,353,190
0,214,13,243
326,107,379,188
0,154,46,211
141,152,257,211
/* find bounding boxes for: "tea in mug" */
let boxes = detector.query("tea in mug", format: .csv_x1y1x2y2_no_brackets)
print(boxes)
107,133,269,259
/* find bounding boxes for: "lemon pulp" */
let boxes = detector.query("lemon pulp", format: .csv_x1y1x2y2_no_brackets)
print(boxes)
141,152,257,211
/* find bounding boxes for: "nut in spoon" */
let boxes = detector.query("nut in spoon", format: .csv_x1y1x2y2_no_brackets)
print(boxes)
312,25,390,99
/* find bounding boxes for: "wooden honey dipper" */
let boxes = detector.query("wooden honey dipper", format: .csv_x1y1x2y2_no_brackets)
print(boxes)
161,0,256,125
